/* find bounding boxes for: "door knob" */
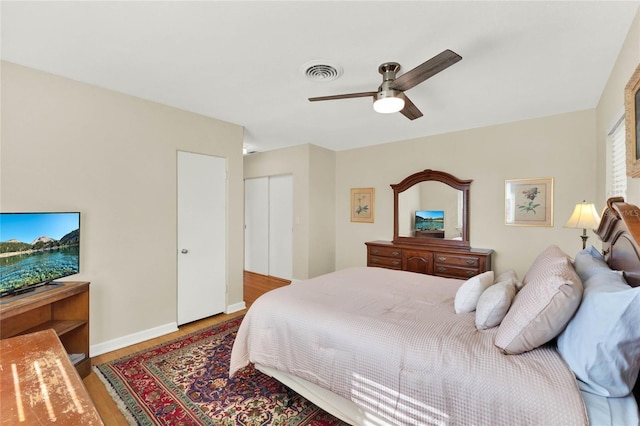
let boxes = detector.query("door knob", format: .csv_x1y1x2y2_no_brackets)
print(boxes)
181,249,189,254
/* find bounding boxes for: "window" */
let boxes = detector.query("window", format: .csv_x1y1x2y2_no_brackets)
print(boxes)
608,115,627,199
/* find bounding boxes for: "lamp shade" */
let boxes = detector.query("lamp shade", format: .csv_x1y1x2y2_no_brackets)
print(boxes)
373,96,405,114
564,202,601,229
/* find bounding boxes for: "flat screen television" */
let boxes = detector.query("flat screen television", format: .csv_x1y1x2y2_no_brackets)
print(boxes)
415,210,444,231
0,212,80,297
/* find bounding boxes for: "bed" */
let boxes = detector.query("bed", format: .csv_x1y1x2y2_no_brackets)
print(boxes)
230,197,640,426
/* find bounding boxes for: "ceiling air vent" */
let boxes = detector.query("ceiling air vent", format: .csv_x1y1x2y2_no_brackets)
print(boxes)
301,61,343,82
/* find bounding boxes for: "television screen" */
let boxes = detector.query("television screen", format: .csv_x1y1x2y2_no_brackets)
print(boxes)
415,210,444,230
0,212,80,297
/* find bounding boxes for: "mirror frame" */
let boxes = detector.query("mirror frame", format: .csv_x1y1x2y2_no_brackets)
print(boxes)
392,169,472,249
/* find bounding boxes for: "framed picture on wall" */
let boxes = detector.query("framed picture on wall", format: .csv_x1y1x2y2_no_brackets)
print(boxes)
505,177,554,227
625,63,640,177
351,187,374,223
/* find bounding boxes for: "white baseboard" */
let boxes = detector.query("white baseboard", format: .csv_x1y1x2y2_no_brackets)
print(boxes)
91,303,246,357
226,301,246,313
90,322,178,357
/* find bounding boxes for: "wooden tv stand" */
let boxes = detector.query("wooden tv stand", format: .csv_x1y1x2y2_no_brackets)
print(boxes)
0,281,91,378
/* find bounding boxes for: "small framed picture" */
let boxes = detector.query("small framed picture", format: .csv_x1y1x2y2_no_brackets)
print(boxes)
351,187,374,223
505,177,553,227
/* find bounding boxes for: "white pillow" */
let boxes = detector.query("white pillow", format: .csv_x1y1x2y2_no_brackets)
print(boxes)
495,245,583,354
495,269,517,283
475,280,517,330
454,271,494,314
495,269,523,290
557,271,640,397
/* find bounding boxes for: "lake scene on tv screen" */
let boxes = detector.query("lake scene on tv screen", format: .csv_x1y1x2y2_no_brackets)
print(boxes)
0,213,80,295
415,210,444,230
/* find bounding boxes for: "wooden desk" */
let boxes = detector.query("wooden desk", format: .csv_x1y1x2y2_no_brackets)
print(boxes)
0,329,103,425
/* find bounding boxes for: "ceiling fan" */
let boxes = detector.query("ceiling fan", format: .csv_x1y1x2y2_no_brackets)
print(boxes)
308,49,462,120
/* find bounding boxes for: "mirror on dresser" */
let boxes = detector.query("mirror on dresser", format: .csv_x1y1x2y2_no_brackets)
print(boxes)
392,169,471,249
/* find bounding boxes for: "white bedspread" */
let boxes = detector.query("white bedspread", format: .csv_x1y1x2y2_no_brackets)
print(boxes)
230,267,588,425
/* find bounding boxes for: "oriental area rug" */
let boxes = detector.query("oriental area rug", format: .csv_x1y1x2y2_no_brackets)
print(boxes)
94,316,348,426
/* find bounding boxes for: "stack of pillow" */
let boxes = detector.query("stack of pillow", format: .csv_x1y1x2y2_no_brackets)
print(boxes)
557,246,640,398
454,244,640,398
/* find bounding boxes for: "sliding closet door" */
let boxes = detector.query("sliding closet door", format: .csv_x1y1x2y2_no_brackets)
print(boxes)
244,177,269,275
268,174,292,280
177,151,226,325
244,174,292,280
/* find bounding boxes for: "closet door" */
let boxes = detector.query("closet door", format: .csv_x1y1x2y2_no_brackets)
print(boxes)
177,151,226,325
244,174,292,280
268,174,292,280
244,177,269,275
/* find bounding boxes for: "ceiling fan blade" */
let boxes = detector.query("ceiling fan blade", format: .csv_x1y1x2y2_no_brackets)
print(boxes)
399,94,423,120
309,91,377,102
391,49,462,92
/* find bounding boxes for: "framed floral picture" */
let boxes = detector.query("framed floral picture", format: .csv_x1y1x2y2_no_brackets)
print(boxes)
505,177,553,226
351,187,374,223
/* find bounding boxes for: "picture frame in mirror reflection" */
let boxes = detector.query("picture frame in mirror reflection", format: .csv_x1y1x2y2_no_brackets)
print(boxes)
505,177,553,227
351,187,374,223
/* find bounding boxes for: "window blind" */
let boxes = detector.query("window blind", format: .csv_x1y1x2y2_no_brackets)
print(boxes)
608,115,627,199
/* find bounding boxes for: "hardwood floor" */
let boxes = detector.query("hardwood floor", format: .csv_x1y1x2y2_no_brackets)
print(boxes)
83,310,246,425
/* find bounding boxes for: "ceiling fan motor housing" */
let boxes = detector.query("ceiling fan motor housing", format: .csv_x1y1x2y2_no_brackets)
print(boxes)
378,62,401,81
375,62,404,112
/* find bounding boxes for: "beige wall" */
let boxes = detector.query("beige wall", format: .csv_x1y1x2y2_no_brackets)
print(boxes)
308,144,336,278
244,143,336,280
0,62,245,348
597,8,640,207
335,110,597,278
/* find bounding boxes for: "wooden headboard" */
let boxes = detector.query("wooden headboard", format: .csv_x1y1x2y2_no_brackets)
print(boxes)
594,197,640,402
596,197,640,288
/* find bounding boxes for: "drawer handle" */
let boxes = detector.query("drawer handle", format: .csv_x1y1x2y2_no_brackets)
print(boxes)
392,261,400,266
437,267,447,272
371,249,379,255
467,271,475,277
438,256,446,262
466,259,475,265
391,251,400,257
371,259,378,264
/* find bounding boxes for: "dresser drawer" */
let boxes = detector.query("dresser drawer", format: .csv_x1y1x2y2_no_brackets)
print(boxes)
368,246,402,259
434,265,479,279
365,241,492,278
434,253,480,268
369,256,403,269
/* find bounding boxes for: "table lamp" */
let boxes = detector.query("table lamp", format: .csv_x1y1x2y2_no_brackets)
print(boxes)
564,201,601,249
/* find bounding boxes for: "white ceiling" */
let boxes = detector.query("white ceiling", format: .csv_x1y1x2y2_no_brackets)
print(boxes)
2,1,639,153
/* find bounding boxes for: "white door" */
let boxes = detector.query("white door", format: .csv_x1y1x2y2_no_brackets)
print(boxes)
177,151,226,325
244,177,269,275
268,175,293,280
243,174,292,280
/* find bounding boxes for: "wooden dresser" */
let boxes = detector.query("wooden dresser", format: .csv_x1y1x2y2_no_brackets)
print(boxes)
366,240,493,279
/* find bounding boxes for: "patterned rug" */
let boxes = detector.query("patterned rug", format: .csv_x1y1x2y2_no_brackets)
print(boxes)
94,316,348,425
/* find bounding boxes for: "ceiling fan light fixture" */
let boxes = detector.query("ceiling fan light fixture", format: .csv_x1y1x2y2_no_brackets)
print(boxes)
373,91,405,114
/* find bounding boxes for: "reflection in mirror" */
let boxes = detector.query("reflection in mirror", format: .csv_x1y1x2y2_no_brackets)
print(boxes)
398,182,463,240
392,169,471,248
